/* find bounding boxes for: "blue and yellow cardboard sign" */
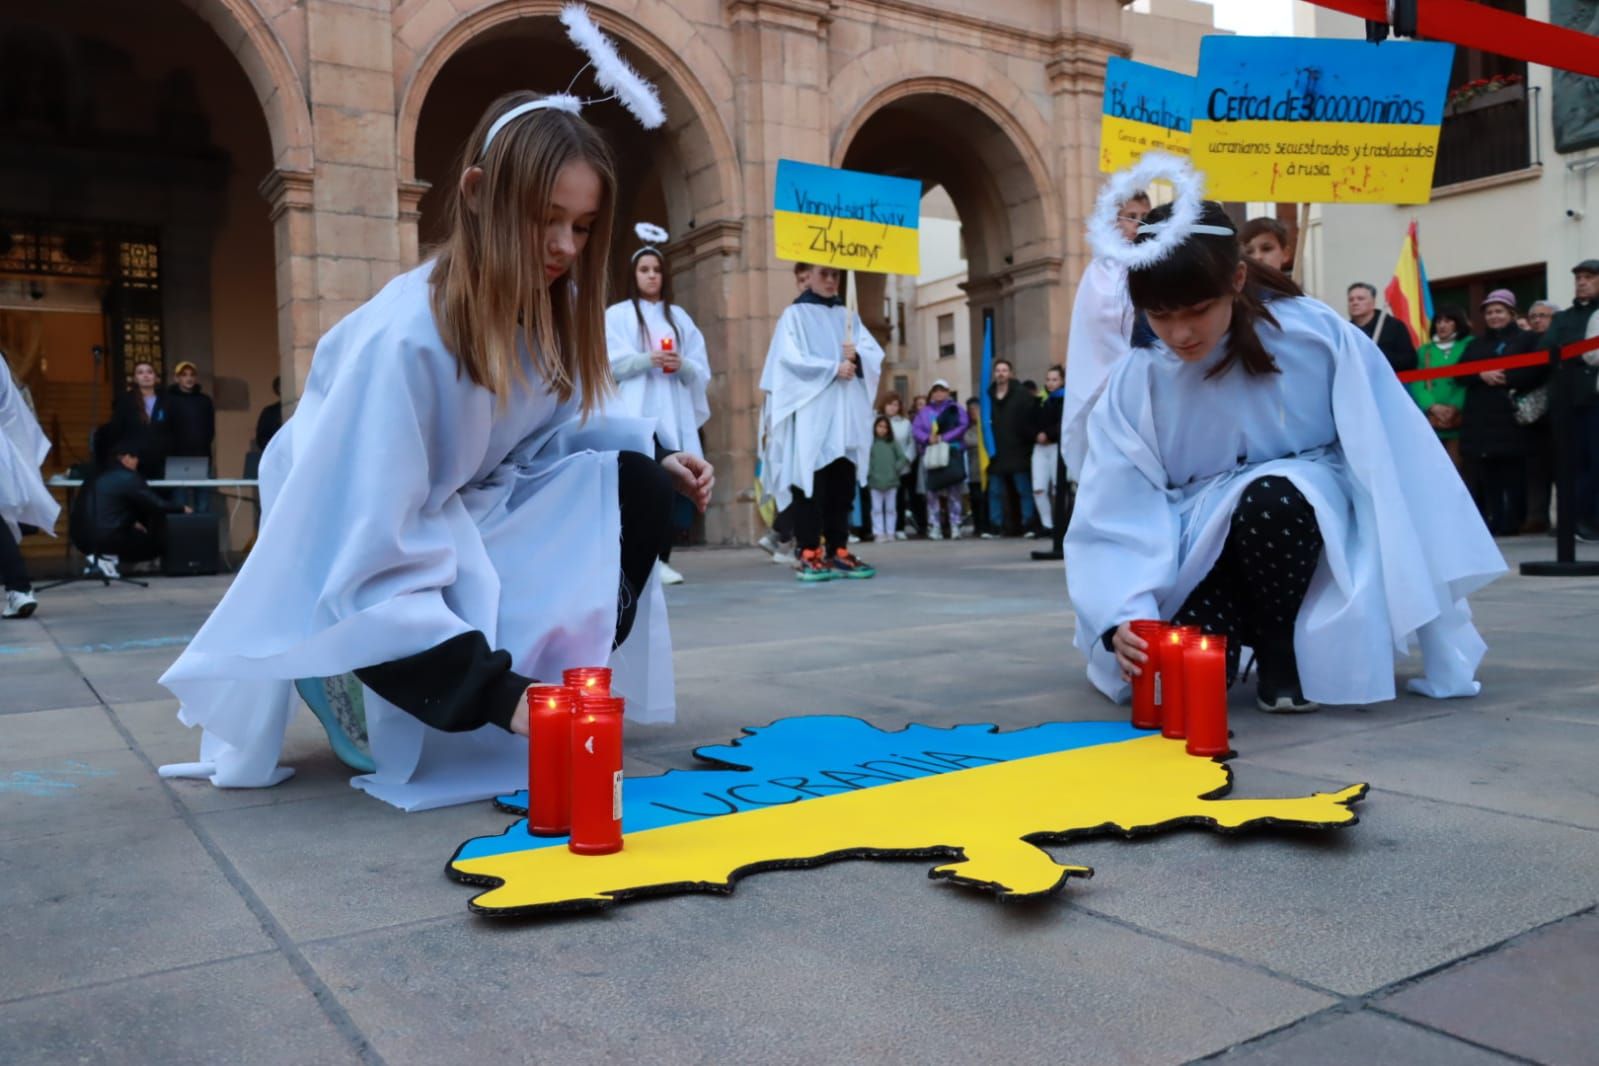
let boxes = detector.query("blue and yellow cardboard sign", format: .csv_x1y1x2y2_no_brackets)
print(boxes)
450,716,1366,916
1100,57,1194,171
1191,37,1455,204
773,159,921,275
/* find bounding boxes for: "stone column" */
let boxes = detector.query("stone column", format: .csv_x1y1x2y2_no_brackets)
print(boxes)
259,168,317,413
1004,255,1065,381
397,179,432,268
722,0,834,544
1047,31,1128,306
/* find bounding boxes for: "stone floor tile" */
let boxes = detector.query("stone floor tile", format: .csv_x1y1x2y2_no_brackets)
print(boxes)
1206,1008,1517,1065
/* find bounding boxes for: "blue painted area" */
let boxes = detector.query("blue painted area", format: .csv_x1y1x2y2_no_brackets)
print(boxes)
774,160,922,230
1103,57,1194,133
1196,37,1455,126
467,717,1143,861
1,760,117,797
68,635,194,654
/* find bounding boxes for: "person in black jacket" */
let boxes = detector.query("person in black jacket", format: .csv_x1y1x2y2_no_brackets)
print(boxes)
1028,364,1066,552
1545,259,1599,540
1348,282,1419,374
165,360,216,510
101,360,170,480
70,441,190,576
983,358,1037,536
1460,290,1544,536
254,376,283,453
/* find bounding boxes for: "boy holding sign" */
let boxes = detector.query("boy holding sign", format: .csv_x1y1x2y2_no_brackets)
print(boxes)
759,265,885,581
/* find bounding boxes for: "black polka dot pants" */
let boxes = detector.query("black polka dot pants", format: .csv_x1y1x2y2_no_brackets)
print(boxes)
1173,476,1323,681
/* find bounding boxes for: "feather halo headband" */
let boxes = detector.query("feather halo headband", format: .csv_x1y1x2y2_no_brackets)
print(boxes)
480,5,665,156
1085,152,1231,270
631,221,670,261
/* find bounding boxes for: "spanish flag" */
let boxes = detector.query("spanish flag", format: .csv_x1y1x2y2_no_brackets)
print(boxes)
1385,221,1434,349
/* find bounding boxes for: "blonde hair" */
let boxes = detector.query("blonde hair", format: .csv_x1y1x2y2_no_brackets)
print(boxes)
429,91,617,415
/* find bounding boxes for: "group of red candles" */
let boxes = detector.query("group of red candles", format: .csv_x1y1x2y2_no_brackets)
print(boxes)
1128,621,1230,758
526,667,624,855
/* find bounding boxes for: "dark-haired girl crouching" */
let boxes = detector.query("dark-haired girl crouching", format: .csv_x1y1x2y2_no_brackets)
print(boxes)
1066,200,1505,713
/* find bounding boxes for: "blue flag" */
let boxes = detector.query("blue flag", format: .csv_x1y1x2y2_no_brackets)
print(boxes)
979,313,996,459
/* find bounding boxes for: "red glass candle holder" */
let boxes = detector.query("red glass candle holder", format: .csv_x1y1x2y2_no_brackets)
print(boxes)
526,685,576,836
562,666,612,698
1127,620,1167,730
1184,634,1231,758
1159,626,1199,740
660,334,676,372
569,694,624,855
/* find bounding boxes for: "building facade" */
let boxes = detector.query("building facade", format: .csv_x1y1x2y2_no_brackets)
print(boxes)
0,0,1217,546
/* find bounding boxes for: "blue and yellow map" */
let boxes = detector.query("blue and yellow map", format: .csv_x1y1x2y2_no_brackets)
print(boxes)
448,717,1366,917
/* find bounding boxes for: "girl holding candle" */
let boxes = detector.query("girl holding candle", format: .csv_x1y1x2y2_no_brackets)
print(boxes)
158,14,714,811
1066,154,1505,714
604,224,713,585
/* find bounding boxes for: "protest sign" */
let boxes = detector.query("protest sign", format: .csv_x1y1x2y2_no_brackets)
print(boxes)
773,159,921,275
1100,57,1194,171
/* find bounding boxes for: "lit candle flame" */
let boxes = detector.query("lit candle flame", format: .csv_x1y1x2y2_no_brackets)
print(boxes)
1200,636,1210,651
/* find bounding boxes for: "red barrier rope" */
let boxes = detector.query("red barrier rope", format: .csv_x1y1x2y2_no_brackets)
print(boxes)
1396,334,1599,384
1306,0,1599,79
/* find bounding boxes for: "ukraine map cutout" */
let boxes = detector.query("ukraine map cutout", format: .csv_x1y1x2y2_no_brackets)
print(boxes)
448,717,1367,917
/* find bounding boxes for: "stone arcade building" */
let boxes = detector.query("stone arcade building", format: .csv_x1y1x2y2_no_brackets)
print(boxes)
0,0,1212,544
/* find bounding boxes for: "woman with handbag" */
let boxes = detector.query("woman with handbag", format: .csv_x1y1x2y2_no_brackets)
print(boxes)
1408,306,1472,473
912,379,970,539
1460,290,1544,536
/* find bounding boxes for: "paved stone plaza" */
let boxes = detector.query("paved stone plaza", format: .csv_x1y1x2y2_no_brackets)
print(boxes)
2,537,1595,1064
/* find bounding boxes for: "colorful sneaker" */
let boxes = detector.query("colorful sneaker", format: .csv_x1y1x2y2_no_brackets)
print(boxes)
293,674,377,772
795,548,836,582
830,549,876,579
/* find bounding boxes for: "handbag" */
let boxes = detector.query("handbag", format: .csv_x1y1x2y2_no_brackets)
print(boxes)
1511,385,1549,426
926,453,966,491
923,440,951,470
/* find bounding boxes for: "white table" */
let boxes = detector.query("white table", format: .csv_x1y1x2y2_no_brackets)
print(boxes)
46,476,260,571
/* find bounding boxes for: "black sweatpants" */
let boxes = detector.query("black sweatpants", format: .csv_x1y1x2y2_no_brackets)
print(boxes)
1468,454,1525,535
355,451,674,733
0,521,31,593
1172,476,1323,680
791,458,856,554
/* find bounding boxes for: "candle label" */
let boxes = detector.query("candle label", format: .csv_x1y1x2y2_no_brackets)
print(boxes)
456,716,1367,917
1153,674,1162,705
612,771,623,821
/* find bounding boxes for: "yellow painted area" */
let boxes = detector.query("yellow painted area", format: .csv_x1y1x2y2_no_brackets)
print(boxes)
772,209,920,276
1099,114,1192,173
452,734,1365,915
1192,119,1443,204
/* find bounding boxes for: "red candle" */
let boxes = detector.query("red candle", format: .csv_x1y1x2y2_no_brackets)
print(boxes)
569,694,624,855
526,685,576,836
660,334,676,372
1127,620,1166,730
1159,626,1197,740
562,666,612,697
1184,634,1231,758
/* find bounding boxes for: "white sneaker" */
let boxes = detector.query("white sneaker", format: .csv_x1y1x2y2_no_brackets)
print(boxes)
927,527,944,541
950,527,963,540
848,533,861,544
89,554,121,579
772,550,794,566
757,532,782,557
894,531,907,541
657,561,685,586
3,589,37,619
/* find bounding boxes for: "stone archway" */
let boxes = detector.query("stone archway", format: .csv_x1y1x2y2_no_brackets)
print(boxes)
835,78,1062,395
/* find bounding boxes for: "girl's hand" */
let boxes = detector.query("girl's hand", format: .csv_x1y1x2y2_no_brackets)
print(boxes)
1480,369,1508,386
836,360,857,380
662,452,715,512
1112,621,1151,681
509,700,530,737
658,349,681,372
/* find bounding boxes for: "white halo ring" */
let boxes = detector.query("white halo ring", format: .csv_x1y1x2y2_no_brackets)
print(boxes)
635,221,669,244
1085,151,1208,270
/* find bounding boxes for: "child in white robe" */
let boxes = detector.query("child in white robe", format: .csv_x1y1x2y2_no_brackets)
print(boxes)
604,236,712,585
759,264,885,581
0,356,58,618
158,92,714,810
1067,199,1504,713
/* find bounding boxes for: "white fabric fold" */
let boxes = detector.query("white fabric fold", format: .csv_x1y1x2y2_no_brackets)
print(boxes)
0,366,59,540
602,299,710,456
1061,257,1136,480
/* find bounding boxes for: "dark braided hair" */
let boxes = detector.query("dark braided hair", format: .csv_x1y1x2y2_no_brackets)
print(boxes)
1126,201,1304,380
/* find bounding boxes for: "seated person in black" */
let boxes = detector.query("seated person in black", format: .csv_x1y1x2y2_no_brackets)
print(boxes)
70,441,191,572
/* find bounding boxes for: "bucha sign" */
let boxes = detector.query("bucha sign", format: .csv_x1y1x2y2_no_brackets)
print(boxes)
1191,37,1455,204
1100,57,1195,171
772,159,921,275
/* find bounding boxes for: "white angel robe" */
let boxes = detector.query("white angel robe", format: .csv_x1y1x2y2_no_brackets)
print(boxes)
158,264,674,811
602,299,711,457
0,365,59,541
1061,257,1136,479
758,301,885,510
1066,295,1505,707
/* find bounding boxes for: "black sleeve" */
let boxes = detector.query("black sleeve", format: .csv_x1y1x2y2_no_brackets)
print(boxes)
1384,320,1419,373
131,483,183,521
201,396,215,451
354,630,532,733
1101,627,1118,653
1504,331,1550,390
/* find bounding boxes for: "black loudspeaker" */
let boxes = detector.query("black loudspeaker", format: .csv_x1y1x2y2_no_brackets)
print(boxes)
162,512,221,576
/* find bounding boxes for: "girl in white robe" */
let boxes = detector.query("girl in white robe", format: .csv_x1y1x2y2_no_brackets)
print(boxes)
1066,200,1503,712
759,265,885,580
157,93,713,810
604,241,712,585
0,356,58,618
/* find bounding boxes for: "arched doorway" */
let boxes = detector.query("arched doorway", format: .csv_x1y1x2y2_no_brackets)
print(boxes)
401,5,741,540
836,85,1060,406
0,0,282,561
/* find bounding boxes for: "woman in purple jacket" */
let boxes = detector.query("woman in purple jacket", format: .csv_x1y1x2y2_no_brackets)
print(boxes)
912,379,970,539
